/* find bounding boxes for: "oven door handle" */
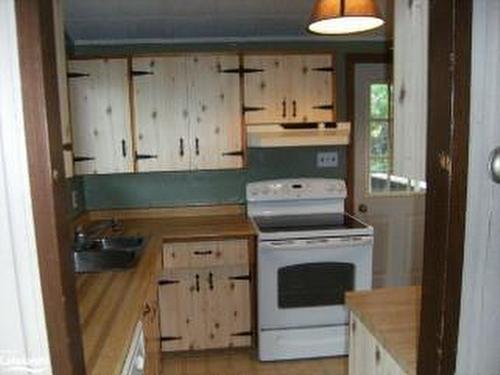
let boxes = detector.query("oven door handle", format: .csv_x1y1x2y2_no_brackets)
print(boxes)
263,236,373,250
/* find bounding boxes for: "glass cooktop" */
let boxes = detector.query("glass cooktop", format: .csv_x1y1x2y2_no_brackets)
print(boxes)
252,213,368,233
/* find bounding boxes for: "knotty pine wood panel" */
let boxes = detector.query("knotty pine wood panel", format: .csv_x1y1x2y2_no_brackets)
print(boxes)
187,55,242,170
68,59,133,175
162,239,248,269
244,55,289,124
133,56,191,172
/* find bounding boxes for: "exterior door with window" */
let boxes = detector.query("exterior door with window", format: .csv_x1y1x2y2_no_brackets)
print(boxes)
353,63,426,287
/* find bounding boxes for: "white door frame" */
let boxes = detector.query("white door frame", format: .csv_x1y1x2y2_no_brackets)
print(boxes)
0,0,52,374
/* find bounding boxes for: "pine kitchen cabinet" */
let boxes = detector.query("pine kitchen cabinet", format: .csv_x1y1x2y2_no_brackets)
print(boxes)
243,54,336,124
159,239,252,352
132,54,243,173
68,58,134,175
346,287,420,375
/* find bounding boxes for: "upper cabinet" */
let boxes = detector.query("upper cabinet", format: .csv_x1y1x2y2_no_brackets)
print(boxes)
243,54,336,124
132,56,190,172
132,55,243,172
68,59,133,175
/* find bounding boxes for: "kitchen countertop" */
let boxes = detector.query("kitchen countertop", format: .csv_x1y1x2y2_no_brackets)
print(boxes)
346,286,421,375
76,212,256,375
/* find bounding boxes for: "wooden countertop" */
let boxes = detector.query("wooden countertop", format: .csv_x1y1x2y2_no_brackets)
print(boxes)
346,286,421,375
76,212,255,375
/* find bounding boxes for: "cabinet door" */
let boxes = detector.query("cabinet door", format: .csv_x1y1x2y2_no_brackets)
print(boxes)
244,55,289,124
158,269,207,352
288,54,335,123
132,57,190,172
187,55,243,170
205,265,252,350
68,59,133,175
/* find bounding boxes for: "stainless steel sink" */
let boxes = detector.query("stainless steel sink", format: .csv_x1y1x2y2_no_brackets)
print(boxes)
73,235,148,273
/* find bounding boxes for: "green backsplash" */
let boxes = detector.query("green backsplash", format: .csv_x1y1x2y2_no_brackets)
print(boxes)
82,146,346,210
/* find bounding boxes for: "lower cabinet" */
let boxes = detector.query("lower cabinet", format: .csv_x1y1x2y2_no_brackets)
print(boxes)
349,315,407,375
158,239,252,352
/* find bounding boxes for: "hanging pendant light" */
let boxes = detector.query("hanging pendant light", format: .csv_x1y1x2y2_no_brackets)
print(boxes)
307,0,385,35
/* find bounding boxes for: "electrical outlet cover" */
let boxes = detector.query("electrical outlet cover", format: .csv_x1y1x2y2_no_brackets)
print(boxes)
317,152,339,168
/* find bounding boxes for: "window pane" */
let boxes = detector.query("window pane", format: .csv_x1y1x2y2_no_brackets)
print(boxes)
369,121,391,175
370,84,389,119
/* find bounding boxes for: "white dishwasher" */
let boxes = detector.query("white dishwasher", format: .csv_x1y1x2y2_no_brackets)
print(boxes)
121,321,146,375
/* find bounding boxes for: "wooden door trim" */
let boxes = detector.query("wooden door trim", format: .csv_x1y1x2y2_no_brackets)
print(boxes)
16,0,86,373
345,53,392,214
418,1,473,374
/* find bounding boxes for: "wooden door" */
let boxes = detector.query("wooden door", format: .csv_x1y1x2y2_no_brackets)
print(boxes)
132,56,190,172
243,55,289,124
68,59,133,175
353,63,425,287
205,264,252,350
187,55,243,170
158,268,207,352
289,54,335,123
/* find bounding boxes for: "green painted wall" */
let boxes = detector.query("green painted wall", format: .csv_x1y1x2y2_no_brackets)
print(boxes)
73,41,387,211
83,146,346,209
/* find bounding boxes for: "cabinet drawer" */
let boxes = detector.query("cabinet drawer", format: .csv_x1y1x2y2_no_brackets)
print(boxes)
162,239,248,269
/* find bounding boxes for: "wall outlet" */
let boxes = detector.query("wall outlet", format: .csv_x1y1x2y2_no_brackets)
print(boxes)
317,152,339,168
71,191,79,210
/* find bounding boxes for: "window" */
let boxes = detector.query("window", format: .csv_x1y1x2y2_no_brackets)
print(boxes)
368,83,426,194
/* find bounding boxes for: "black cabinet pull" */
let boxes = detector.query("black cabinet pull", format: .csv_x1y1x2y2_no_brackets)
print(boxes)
195,274,200,292
179,138,184,157
121,139,127,157
282,100,287,118
193,250,212,256
222,150,244,157
135,152,158,160
74,156,95,162
195,137,200,155
292,100,297,117
208,272,214,290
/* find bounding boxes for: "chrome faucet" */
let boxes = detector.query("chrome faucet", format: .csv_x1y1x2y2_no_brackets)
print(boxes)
73,219,122,252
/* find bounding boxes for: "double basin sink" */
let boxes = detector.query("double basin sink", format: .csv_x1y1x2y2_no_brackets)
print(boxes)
73,235,148,273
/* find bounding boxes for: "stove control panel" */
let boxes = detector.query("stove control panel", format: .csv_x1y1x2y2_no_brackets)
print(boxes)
247,178,346,202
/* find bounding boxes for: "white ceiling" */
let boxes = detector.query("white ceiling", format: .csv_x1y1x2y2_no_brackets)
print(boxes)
65,0,392,45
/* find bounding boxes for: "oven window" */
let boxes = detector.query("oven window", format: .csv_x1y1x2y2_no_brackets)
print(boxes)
278,262,355,308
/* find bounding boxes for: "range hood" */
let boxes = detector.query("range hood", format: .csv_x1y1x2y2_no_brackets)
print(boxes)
247,122,351,148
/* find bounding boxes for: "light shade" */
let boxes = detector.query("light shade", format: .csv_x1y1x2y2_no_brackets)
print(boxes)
307,0,385,35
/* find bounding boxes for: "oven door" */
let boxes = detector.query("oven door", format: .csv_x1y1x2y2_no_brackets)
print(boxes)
258,236,373,330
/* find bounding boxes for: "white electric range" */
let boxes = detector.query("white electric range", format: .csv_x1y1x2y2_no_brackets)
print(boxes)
247,178,373,361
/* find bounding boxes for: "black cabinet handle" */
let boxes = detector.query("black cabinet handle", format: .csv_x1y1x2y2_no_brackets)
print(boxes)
195,137,200,156
179,138,184,157
282,100,287,118
135,152,158,160
292,100,297,117
195,274,200,292
222,150,244,157
121,139,127,157
193,250,212,256
208,272,214,290
74,156,95,162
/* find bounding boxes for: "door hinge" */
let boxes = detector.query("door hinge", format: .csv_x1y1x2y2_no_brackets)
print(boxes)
231,331,253,337
243,106,266,114
131,70,154,77
449,52,456,73
228,275,251,281
67,72,90,79
73,156,95,162
220,67,264,76
135,152,158,160
62,143,73,151
313,104,334,111
158,279,180,286
160,336,183,342
312,67,335,73
222,150,244,157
